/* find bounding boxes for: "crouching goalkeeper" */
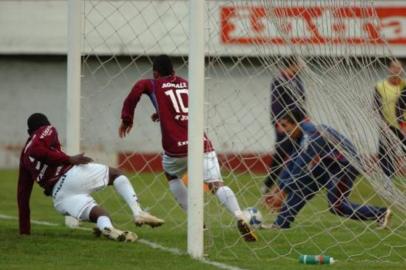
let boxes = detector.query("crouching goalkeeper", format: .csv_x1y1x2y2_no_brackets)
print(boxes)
265,111,391,229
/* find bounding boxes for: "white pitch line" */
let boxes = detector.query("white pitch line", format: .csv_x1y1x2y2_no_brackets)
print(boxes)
0,214,245,270
0,214,57,226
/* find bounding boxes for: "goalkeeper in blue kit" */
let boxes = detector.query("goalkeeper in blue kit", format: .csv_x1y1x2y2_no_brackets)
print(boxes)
266,111,392,229
263,56,306,194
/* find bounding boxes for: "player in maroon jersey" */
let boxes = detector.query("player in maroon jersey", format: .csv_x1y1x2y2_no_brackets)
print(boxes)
119,55,257,242
18,113,164,241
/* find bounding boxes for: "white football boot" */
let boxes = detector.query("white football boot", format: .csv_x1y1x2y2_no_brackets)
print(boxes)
94,227,137,242
134,211,164,228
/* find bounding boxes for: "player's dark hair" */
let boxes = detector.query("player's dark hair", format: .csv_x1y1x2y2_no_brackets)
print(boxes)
280,110,304,124
279,56,299,69
27,113,50,135
153,54,174,76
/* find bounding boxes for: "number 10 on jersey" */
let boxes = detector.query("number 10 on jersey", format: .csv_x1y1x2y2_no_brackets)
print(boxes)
165,89,189,114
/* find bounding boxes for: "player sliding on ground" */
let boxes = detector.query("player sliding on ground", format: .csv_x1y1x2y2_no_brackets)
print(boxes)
18,113,164,242
263,111,392,230
119,54,257,241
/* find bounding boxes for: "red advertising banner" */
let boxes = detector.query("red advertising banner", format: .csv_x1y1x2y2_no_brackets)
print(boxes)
221,6,406,46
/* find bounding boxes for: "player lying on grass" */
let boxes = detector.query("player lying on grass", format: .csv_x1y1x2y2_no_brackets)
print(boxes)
18,113,164,242
264,111,392,229
119,54,257,241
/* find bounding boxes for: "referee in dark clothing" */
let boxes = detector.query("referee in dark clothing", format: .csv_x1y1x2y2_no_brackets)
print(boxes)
262,56,307,194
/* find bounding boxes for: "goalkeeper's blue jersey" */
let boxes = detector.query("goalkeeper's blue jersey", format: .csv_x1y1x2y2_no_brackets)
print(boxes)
280,122,358,182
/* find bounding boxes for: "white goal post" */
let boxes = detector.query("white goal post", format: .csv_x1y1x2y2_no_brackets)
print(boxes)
66,0,82,156
187,0,206,259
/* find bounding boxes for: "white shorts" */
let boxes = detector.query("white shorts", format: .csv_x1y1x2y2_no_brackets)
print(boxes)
162,151,222,183
52,163,109,220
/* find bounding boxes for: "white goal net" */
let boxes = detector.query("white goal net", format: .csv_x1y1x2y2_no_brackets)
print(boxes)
80,0,406,266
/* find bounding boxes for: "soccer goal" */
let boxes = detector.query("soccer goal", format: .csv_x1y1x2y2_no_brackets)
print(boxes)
68,0,406,266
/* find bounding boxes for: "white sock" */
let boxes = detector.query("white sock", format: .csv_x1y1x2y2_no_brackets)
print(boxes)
113,175,142,216
215,186,243,219
96,216,113,230
169,179,188,212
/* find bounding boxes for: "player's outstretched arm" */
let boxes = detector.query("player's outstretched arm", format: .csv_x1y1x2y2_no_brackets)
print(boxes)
120,80,154,138
68,153,93,165
17,166,34,235
31,144,92,166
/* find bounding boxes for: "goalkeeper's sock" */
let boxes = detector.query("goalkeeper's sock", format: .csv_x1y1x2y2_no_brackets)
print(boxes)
215,186,243,219
169,179,188,212
96,216,113,230
113,175,142,216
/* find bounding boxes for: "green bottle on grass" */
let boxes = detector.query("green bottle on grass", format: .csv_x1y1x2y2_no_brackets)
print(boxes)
299,255,335,265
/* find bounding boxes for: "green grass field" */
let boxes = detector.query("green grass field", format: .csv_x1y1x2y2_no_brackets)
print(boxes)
1,169,406,270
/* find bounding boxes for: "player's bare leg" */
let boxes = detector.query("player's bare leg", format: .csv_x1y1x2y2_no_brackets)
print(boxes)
208,181,257,242
89,206,137,242
109,167,164,228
